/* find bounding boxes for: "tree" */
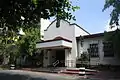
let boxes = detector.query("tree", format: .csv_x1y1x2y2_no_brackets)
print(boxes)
0,0,79,32
18,24,40,56
0,27,20,65
0,0,79,65
104,29,120,57
0,0,79,56
103,0,120,26
77,52,90,67
103,0,120,57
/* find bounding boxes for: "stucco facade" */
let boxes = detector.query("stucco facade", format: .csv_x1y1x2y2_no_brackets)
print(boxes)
77,33,120,66
36,20,89,67
36,19,120,68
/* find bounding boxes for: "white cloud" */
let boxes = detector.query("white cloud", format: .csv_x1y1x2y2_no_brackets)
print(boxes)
41,18,51,35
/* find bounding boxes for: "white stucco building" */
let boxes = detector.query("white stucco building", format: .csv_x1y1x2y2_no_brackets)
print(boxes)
36,19,120,68
77,32,120,66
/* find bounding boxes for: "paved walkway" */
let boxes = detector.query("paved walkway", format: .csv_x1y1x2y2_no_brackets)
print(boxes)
20,67,66,73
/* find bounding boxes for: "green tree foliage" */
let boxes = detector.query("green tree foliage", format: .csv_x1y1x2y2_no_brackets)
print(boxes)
0,27,20,64
78,52,90,61
18,25,40,56
0,0,79,31
104,29,120,56
0,25,40,64
103,0,120,57
77,52,90,67
103,0,120,26
0,0,79,64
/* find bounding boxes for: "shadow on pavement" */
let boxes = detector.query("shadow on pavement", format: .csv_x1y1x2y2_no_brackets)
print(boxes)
0,73,47,80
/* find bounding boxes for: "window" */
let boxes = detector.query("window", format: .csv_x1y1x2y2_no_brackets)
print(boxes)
103,41,114,57
88,43,99,57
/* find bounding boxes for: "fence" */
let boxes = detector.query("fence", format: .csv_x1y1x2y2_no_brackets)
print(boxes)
65,60,76,67
52,60,90,67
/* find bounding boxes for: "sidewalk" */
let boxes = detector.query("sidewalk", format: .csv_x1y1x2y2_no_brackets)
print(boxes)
19,67,66,73
18,67,120,80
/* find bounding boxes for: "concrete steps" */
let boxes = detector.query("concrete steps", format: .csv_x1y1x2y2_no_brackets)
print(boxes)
60,67,98,76
20,67,98,77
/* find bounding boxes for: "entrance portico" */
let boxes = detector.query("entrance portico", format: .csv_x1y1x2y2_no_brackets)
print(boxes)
36,20,89,68
36,37,73,67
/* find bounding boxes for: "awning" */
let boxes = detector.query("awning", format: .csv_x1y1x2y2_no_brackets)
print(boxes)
36,39,72,49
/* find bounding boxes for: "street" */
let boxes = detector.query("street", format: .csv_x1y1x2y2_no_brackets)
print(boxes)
0,70,120,80
0,70,81,80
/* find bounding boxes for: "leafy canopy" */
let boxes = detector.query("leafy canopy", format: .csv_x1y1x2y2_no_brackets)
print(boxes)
18,25,40,56
0,0,79,54
0,0,79,63
103,0,120,26
0,0,79,31
103,0,120,57
104,29,120,57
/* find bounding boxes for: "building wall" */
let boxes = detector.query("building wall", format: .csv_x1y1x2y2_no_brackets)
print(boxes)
44,20,75,41
77,37,120,65
74,25,89,37
43,50,50,67
43,20,76,67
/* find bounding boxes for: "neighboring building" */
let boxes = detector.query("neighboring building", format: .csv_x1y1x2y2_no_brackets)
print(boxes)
36,19,120,68
76,32,120,66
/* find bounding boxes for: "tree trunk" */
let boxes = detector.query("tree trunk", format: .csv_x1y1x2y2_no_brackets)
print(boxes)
2,54,9,65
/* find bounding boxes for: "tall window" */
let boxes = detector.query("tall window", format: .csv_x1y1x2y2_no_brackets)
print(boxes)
88,43,99,57
103,41,114,57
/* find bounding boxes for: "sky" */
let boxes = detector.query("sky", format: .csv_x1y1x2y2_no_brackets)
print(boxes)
41,0,114,34
41,18,51,35
71,0,113,34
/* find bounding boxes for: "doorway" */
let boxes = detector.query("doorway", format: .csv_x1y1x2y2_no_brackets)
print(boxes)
56,49,65,67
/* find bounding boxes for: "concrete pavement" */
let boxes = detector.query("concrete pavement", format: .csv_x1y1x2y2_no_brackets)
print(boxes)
0,70,120,80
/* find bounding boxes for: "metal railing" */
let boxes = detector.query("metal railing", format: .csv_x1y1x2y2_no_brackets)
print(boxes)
53,60,59,67
52,60,90,67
